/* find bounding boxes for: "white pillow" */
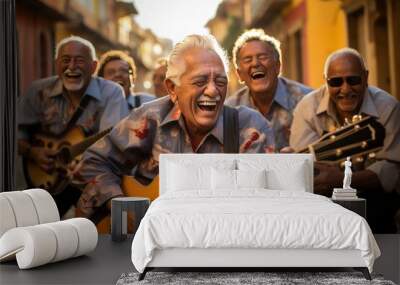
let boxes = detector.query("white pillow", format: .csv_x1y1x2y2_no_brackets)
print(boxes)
211,169,267,191
238,159,307,191
236,169,267,189
211,168,236,190
266,163,306,191
166,159,236,192
167,162,210,191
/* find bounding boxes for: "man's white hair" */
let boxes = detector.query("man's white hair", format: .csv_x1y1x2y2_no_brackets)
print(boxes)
55,35,97,61
323,47,367,77
166,34,229,85
232,29,281,70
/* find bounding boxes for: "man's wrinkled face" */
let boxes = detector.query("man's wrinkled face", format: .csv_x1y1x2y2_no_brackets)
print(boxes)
236,40,280,95
56,41,97,94
167,48,228,136
153,65,168,97
103,59,132,97
326,54,367,117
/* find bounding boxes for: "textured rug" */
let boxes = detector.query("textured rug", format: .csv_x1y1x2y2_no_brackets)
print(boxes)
116,271,396,285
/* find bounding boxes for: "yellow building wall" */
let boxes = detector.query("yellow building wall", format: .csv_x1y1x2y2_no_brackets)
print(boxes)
305,0,347,88
290,0,304,7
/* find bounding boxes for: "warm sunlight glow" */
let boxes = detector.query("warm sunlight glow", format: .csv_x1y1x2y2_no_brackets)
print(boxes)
134,0,223,44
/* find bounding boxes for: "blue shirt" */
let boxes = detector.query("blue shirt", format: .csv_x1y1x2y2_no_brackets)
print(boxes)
126,92,156,111
18,76,129,138
225,76,312,150
77,96,275,216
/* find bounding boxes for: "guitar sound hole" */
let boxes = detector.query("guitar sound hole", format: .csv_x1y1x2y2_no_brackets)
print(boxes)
47,142,54,149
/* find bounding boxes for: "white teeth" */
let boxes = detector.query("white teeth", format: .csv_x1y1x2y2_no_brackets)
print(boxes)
252,71,265,76
64,69,82,77
197,101,217,106
197,95,220,109
338,94,356,99
197,94,221,101
65,73,81,77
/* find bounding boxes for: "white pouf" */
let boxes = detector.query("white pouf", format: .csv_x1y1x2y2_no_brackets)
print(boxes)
0,218,98,269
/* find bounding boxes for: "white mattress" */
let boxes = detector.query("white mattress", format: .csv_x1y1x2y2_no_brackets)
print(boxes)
131,190,380,273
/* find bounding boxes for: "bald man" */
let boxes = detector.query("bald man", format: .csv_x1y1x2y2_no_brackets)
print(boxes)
290,48,400,233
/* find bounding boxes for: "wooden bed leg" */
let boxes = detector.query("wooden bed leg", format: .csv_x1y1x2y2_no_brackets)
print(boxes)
138,268,148,281
354,267,371,280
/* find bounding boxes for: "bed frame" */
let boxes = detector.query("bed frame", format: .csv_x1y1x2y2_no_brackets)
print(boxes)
140,248,371,280
138,154,372,281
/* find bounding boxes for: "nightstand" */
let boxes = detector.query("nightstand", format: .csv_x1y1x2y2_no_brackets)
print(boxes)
331,198,366,218
111,197,150,241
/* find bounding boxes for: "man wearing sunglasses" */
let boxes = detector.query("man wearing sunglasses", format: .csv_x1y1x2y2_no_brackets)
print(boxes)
290,48,400,233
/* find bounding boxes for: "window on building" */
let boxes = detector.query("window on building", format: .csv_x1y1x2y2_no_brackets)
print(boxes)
39,32,48,78
374,0,390,93
347,7,366,59
283,29,303,82
387,0,400,99
347,2,392,94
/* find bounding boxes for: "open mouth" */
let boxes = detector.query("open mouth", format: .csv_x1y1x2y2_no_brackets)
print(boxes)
251,71,266,80
196,95,221,112
337,94,357,100
197,100,219,112
64,71,82,81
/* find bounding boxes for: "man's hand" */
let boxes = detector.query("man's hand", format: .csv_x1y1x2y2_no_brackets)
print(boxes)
314,162,343,196
66,159,85,183
279,146,294,153
29,147,55,173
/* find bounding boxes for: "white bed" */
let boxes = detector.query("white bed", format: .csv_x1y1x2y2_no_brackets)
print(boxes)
131,154,380,280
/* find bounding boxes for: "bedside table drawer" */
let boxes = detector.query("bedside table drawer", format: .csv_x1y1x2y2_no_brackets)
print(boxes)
332,198,366,219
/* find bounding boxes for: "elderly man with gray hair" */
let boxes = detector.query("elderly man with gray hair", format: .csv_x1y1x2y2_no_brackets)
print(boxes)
17,35,129,217
225,29,312,151
290,47,400,233
77,34,275,220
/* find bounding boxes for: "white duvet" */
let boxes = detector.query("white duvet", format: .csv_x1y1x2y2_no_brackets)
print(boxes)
131,190,380,273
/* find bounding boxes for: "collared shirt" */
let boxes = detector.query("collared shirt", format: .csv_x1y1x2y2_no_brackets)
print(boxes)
18,76,129,138
290,85,400,193
225,76,312,150
126,92,156,111
77,96,275,216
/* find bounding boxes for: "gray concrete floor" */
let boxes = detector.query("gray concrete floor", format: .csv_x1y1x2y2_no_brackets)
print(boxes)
0,235,398,285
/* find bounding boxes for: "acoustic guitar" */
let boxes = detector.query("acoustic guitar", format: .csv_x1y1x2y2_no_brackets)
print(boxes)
298,116,385,164
23,125,159,233
24,126,160,198
98,116,386,233
23,126,112,195
96,176,159,233
24,116,385,233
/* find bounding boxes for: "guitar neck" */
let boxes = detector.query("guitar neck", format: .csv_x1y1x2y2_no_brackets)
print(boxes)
69,127,112,158
298,116,385,162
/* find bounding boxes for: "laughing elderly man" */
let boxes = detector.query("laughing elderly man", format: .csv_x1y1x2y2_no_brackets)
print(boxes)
77,34,275,219
97,50,156,110
290,48,400,233
225,29,312,151
17,36,129,217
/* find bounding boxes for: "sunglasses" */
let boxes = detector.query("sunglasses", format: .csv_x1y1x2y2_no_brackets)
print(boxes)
326,76,362,87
